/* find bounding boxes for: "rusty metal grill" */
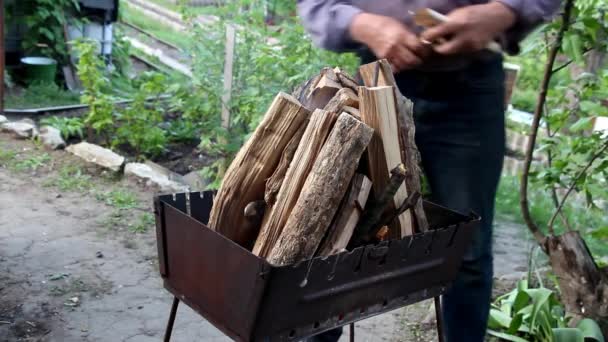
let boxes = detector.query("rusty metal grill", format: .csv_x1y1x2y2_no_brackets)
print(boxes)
154,191,479,341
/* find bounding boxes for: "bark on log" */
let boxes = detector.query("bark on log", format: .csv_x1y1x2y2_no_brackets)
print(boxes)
317,174,372,257
547,232,608,334
358,85,414,237
264,125,307,205
324,88,359,113
359,60,429,232
208,93,310,248
267,114,374,266
253,109,338,257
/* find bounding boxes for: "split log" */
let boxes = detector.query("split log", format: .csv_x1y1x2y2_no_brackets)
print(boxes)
336,71,360,92
359,60,429,232
324,88,359,113
359,86,414,237
264,125,307,205
317,174,372,257
267,113,374,266
341,106,361,119
298,68,343,111
253,109,339,257
208,93,310,248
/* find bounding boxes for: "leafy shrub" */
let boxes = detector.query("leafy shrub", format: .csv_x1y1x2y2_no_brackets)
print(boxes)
488,280,605,342
40,116,85,140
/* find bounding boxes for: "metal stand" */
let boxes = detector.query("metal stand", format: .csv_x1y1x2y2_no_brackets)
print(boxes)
164,297,179,342
163,297,446,342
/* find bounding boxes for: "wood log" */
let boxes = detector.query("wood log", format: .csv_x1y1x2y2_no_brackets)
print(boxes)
359,60,429,232
317,174,372,257
253,109,339,257
267,113,374,266
324,88,359,113
208,93,310,248
358,86,414,237
341,106,361,119
336,71,360,91
264,124,307,205
300,68,342,111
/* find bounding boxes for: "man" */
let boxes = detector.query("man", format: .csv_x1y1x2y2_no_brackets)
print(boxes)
297,1,561,341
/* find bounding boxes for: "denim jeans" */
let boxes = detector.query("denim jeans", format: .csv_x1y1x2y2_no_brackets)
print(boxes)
307,55,505,342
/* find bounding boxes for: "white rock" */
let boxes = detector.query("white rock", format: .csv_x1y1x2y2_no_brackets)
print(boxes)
66,142,125,172
39,126,66,150
124,163,188,192
182,170,208,190
1,120,38,139
0,115,7,124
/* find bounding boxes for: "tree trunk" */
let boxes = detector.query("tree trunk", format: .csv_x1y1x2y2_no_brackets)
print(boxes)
267,113,374,266
208,93,310,248
546,232,608,335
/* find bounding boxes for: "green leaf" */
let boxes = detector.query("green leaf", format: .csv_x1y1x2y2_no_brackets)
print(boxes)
577,318,605,342
553,328,584,342
570,117,594,132
508,313,524,335
487,329,530,342
489,308,512,329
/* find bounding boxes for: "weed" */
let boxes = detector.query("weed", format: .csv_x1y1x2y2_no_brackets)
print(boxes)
0,149,17,166
99,210,124,230
40,116,85,140
13,153,51,172
130,212,154,233
45,165,93,191
5,83,80,109
96,190,138,210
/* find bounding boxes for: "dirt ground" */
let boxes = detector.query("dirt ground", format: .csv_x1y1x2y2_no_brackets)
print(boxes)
0,133,531,342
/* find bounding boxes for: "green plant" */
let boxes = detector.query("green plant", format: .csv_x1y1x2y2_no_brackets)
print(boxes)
114,72,168,158
13,153,51,172
0,149,17,166
96,189,138,210
44,165,93,192
40,116,85,140
130,212,154,233
19,0,81,64
74,39,116,140
488,280,605,342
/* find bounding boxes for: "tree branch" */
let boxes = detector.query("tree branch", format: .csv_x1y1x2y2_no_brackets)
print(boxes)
520,0,575,248
547,140,608,230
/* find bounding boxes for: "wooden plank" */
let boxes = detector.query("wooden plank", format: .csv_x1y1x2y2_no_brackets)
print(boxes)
317,174,372,257
208,93,310,248
221,24,236,130
359,85,414,237
267,113,374,266
253,109,338,257
359,60,429,233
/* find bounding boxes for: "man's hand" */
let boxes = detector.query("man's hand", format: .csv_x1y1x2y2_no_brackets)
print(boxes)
349,13,431,72
420,2,517,55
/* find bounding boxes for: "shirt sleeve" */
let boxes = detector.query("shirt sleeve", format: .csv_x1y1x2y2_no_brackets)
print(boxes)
296,0,363,52
496,0,563,54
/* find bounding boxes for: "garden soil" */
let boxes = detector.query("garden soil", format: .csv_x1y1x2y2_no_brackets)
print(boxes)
0,133,531,341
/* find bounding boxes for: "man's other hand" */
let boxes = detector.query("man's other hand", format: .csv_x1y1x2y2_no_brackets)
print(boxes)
349,13,431,72
421,2,516,55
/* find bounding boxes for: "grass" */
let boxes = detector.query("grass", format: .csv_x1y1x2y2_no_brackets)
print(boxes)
143,0,224,16
5,83,80,109
0,148,17,166
130,212,155,233
495,175,608,259
12,153,51,172
96,189,139,210
120,5,192,50
43,165,93,192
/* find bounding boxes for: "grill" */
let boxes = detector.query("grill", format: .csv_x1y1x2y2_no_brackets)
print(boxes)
154,191,479,341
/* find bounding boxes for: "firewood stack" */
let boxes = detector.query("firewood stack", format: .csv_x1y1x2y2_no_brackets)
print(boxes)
208,60,429,266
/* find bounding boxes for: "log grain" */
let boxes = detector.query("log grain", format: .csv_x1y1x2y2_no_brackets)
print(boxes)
318,174,372,257
267,113,374,266
359,86,414,237
324,87,359,113
359,60,429,232
253,109,338,257
208,93,310,248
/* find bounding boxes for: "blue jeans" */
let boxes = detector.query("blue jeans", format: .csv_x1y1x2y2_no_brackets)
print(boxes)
308,55,505,342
